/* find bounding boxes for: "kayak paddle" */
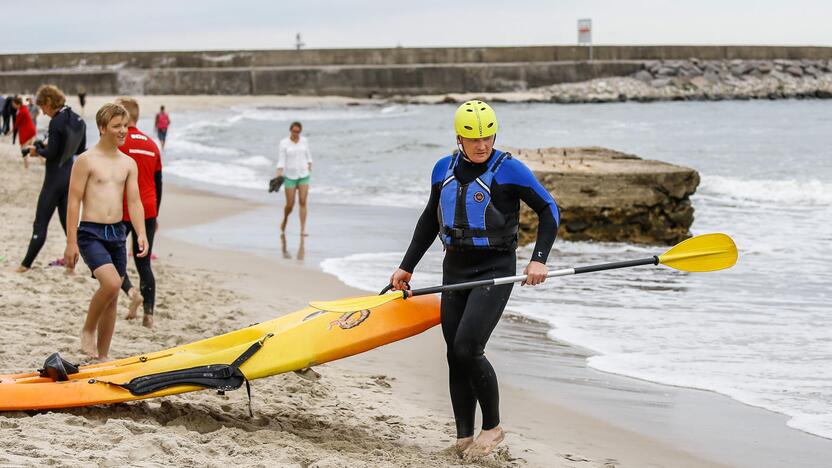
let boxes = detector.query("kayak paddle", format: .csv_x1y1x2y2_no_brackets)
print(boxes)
310,232,737,313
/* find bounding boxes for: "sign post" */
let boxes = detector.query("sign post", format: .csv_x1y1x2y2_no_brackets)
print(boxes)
578,18,592,61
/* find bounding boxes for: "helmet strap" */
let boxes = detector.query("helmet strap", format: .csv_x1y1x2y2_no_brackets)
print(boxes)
456,136,469,161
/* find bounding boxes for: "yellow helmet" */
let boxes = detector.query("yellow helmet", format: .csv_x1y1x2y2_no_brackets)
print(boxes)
454,100,498,138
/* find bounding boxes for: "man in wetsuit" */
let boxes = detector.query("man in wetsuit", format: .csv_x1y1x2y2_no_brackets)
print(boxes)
115,97,162,329
17,85,87,273
389,100,559,458
1,95,14,135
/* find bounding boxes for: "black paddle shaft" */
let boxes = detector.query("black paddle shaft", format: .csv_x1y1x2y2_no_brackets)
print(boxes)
406,256,659,298
573,256,659,274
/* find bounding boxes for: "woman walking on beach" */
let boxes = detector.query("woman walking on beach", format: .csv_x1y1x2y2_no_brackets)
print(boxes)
388,101,560,458
275,121,313,236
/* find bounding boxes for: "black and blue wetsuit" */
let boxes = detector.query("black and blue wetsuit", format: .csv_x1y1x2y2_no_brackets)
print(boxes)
21,106,86,268
399,149,559,439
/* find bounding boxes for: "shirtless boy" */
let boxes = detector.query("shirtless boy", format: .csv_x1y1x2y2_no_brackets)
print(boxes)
65,103,148,359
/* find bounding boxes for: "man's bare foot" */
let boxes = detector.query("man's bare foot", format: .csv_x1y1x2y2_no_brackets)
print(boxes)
464,426,505,459
15,265,29,273
125,289,142,320
454,436,474,456
142,313,154,328
301,231,309,237
80,330,98,358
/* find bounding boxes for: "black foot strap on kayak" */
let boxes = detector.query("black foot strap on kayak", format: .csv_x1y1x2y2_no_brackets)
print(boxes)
38,353,80,381
106,333,273,416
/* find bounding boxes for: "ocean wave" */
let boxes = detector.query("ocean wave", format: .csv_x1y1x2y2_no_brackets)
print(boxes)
166,138,241,157
177,118,230,134
312,185,429,208
700,175,832,205
234,155,274,167
165,159,263,190
229,105,415,123
584,353,832,440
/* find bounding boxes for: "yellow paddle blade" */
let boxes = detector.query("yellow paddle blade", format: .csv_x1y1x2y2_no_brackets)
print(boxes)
658,233,738,272
309,292,405,313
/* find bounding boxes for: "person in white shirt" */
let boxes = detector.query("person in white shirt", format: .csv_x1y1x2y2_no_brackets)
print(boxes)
275,121,313,236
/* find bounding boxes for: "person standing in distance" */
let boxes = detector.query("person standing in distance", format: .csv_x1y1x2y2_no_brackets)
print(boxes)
388,101,560,458
11,96,37,169
154,105,170,150
115,97,163,329
77,85,87,116
275,121,312,236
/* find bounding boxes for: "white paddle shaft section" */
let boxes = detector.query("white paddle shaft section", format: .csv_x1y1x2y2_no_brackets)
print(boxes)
493,268,576,285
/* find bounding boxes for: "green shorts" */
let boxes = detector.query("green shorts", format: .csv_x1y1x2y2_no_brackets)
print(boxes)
283,174,310,189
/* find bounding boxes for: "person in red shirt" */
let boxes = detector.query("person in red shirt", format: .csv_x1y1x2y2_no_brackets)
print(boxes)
154,105,170,150
12,96,37,169
115,97,162,328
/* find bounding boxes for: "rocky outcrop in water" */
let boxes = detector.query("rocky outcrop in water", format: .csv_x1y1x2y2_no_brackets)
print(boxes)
508,147,699,246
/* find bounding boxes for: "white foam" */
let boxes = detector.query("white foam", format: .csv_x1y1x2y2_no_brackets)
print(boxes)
166,138,240,157
165,159,263,190
311,185,429,208
177,119,229,134
700,175,832,205
231,105,415,123
234,155,273,167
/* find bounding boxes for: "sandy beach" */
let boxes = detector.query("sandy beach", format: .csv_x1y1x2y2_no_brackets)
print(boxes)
0,100,733,467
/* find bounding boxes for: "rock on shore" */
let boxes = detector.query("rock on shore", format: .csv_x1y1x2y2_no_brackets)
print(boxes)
400,59,832,104
539,59,832,103
509,147,700,245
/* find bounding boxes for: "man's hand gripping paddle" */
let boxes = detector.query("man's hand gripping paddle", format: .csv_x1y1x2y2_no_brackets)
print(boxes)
309,233,738,314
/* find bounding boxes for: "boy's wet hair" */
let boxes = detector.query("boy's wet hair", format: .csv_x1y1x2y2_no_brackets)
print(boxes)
290,121,302,131
96,103,129,130
35,84,66,108
115,97,140,123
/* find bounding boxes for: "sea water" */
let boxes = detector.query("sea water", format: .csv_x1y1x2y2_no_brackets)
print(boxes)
131,100,832,440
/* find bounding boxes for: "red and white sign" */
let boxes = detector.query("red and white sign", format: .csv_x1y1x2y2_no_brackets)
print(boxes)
578,18,592,45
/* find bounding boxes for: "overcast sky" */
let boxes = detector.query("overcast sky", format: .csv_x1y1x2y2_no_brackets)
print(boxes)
4,0,831,53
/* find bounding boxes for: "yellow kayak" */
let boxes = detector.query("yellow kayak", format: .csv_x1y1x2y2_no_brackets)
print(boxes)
0,295,439,411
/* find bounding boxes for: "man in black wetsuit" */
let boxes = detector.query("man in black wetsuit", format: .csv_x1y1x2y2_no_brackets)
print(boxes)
2,95,16,135
389,100,560,458
17,85,87,273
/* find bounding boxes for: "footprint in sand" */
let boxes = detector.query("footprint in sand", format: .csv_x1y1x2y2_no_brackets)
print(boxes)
122,421,157,435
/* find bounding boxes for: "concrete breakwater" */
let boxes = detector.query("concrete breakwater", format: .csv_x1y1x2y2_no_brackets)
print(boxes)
510,147,699,246
0,62,643,97
3,45,831,71
1,45,831,99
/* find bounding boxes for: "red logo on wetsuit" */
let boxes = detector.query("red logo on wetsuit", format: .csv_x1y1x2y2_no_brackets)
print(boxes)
474,192,485,202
